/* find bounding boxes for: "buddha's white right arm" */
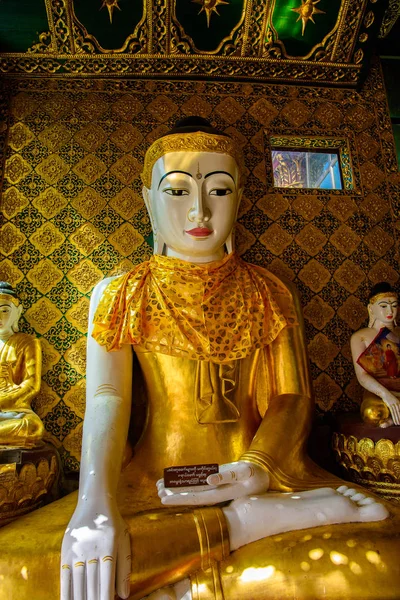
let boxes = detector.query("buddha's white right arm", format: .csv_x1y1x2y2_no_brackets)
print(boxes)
350,331,400,424
61,277,133,600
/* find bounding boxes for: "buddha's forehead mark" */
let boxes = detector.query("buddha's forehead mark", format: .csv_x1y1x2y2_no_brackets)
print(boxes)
158,170,192,189
196,163,202,180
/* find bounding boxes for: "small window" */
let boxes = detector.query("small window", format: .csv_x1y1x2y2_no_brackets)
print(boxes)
271,149,343,190
268,135,355,192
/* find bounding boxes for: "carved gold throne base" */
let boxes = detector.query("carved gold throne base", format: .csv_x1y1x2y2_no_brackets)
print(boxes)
332,414,400,504
0,443,60,527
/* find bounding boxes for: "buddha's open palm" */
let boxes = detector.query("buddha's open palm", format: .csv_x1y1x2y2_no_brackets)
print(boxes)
157,461,269,506
60,498,131,600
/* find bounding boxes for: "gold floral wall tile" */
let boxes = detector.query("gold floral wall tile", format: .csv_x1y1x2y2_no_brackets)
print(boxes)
337,296,367,330
360,192,390,223
327,196,357,222
32,382,60,421
345,104,374,132
181,96,212,118
345,377,363,404
44,95,74,121
281,100,311,127
1,186,29,219
66,297,90,334
33,187,68,219
303,296,335,330
252,160,266,183
234,222,256,255
11,92,38,120
0,222,26,255
74,124,107,153
257,194,289,220
313,373,342,411
215,97,246,125
110,123,143,152
110,155,142,185
364,225,395,256
71,188,106,220
109,223,144,257
68,259,103,294
249,99,279,126
8,122,34,152
268,257,295,282
39,338,61,375
293,195,323,221
334,259,365,293
298,259,331,293
249,130,265,153
357,132,380,160
27,259,64,294
30,222,65,255
25,297,63,334
38,124,72,153
4,154,31,184
314,103,343,129
308,333,340,370
110,187,143,220
330,224,361,256
63,422,83,461
65,337,87,376
360,162,386,191
110,258,136,276
0,259,23,287
296,224,327,256
73,154,107,185
146,95,179,123
70,223,105,256
368,259,399,286
77,94,109,122
64,381,86,419
36,154,70,185
260,223,292,255
112,95,144,121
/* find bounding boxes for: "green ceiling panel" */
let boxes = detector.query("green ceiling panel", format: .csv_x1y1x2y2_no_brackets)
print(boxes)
176,0,244,52
74,0,144,51
0,0,48,52
271,0,340,57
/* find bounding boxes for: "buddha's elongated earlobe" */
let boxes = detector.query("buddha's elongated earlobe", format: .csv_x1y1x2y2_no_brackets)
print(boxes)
368,305,375,328
143,186,165,255
225,228,235,254
11,305,23,333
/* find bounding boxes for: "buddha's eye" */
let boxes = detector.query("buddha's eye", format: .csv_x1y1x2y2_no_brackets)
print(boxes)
209,188,232,196
163,188,189,196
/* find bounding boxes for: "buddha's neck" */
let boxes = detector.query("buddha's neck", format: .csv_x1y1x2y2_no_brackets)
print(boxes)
162,246,226,264
372,321,396,333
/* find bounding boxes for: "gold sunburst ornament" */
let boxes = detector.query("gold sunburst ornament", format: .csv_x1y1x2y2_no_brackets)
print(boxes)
291,0,325,36
100,0,122,24
192,0,229,28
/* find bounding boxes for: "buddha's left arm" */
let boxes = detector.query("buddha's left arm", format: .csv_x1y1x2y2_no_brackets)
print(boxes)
0,337,42,409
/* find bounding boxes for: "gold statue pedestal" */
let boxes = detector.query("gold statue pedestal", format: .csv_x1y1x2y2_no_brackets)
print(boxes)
332,414,400,504
0,443,60,527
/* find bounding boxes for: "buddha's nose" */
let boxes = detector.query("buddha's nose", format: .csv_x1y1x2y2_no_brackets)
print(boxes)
188,192,211,223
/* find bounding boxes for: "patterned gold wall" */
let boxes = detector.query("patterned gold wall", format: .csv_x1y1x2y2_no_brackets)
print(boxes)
0,63,399,473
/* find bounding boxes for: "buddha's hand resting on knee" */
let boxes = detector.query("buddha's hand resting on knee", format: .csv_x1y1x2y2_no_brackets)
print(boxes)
60,497,131,600
382,391,400,425
157,461,269,506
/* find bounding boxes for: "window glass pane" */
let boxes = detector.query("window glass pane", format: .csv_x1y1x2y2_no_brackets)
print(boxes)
271,150,343,190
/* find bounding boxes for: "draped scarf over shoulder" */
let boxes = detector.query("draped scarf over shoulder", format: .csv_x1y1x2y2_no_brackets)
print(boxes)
92,253,296,364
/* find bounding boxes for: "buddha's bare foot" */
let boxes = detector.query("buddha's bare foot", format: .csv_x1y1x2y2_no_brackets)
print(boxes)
224,485,389,551
144,578,191,600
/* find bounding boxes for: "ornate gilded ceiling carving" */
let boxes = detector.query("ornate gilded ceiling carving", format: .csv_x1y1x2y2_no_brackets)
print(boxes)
0,0,395,85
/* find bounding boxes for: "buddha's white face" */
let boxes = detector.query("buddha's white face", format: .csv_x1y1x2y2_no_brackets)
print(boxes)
0,300,21,338
369,296,398,329
143,151,242,263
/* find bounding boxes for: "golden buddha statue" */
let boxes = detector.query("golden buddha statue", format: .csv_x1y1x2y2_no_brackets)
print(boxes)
0,119,399,600
351,282,400,427
0,281,44,447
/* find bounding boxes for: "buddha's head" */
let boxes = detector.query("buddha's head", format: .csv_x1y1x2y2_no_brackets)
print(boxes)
141,117,244,263
0,282,22,339
368,282,398,329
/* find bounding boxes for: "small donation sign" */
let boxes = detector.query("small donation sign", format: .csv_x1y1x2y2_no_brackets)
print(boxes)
164,464,219,488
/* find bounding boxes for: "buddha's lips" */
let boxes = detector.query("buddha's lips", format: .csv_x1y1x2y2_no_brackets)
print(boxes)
185,228,213,237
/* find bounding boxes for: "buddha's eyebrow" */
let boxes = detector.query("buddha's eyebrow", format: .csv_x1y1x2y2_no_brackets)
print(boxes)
204,171,235,181
158,170,192,189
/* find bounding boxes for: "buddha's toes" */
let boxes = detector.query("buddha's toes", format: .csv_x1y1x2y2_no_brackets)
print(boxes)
335,485,389,522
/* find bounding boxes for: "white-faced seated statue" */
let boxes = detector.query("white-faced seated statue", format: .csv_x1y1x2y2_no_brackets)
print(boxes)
0,118,399,600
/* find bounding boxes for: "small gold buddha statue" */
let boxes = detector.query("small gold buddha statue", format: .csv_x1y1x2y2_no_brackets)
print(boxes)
351,282,400,428
0,119,399,600
0,281,44,447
